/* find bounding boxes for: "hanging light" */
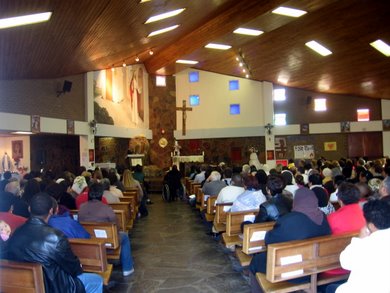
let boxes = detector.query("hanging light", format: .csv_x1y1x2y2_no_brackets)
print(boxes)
135,56,140,62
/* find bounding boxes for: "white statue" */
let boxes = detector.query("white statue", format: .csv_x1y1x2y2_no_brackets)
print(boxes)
248,147,262,170
173,140,181,156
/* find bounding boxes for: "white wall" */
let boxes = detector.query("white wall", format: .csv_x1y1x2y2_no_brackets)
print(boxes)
175,69,264,139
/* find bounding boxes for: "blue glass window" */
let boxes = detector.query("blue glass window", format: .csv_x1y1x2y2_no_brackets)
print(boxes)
189,95,200,106
229,80,239,90
189,71,199,83
230,104,240,115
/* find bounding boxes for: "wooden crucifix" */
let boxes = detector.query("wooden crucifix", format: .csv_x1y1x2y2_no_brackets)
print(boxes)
176,100,192,136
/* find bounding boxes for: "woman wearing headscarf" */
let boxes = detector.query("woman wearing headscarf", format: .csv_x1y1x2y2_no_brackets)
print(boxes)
249,187,331,293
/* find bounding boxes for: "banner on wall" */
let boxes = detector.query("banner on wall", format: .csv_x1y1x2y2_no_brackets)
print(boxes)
324,142,337,151
294,145,314,159
275,137,287,159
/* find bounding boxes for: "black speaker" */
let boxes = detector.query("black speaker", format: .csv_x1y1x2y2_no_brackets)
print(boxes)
63,80,72,93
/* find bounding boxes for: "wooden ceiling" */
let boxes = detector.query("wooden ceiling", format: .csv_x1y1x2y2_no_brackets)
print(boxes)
0,0,389,99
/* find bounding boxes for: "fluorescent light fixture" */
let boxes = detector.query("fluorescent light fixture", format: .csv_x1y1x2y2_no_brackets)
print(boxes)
305,40,332,56
233,28,263,36
274,113,287,126
140,0,151,3
370,39,390,57
156,75,166,87
357,109,370,121
0,12,52,29
272,7,307,17
11,131,34,135
314,98,327,111
205,43,231,50
273,88,286,101
176,59,199,65
147,24,179,37
145,8,185,24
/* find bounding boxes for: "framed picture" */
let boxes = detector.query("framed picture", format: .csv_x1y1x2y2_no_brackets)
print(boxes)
89,149,95,162
67,119,75,135
31,115,40,133
340,121,350,132
383,120,390,131
266,150,275,160
12,140,23,160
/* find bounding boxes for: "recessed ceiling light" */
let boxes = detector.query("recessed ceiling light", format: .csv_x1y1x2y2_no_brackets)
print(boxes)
205,43,232,50
11,131,34,135
147,25,179,37
272,7,307,17
140,0,151,3
233,28,263,36
0,12,52,29
145,8,185,24
305,40,332,56
176,59,199,65
370,39,390,57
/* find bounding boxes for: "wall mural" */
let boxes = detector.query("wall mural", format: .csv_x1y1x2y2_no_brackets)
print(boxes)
93,64,146,127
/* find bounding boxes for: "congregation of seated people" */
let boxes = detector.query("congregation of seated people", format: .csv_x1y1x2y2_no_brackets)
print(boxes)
187,156,390,293
0,165,149,292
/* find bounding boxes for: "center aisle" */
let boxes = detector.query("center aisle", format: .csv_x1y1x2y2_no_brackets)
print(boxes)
108,193,251,293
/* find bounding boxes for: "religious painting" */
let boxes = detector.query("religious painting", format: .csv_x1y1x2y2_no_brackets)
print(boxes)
12,140,23,160
266,150,275,160
340,121,350,132
274,137,287,159
300,123,309,134
93,64,148,128
67,119,75,135
324,142,337,151
31,115,40,133
383,120,390,131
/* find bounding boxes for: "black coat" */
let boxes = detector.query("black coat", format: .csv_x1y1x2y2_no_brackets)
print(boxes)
255,193,292,223
6,217,85,293
249,211,331,274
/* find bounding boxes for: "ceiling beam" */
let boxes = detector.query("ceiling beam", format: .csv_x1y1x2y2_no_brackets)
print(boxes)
144,0,285,75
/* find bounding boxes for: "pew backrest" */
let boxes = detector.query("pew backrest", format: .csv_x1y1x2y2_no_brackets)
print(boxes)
226,209,259,236
0,259,45,293
265,232,357,285
69,238,107,272
206,195,217,214
80,221,120,250
215,202,233,224
242,222,275,254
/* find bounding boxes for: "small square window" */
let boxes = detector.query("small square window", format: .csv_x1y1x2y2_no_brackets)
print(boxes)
189,95,200,106
229,80,239,90
274,113,286,125
189,71,199,83
314,98,327,111
357,109,370,121
230,104,240,115
156,75,166,87
273,88,286,101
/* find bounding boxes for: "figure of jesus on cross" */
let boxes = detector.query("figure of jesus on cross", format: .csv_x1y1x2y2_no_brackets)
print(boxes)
176,100,192,136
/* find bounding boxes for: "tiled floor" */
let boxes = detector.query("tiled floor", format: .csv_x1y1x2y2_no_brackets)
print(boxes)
106,194,251,293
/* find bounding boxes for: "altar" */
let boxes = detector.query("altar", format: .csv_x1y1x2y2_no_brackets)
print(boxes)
172,154,204,174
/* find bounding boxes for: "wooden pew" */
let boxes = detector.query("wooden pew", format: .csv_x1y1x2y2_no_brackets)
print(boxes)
235,222,275,267
109,202,133,229
119,195,138,221
205,195,217,222
222,209,259,248
256,232,357,293
195,186,203,209
212,202,233,233
190,182,201,196
185,177,192,196
69,238,113,285
0,259,45,293
80,221,121,261
70,209,127,233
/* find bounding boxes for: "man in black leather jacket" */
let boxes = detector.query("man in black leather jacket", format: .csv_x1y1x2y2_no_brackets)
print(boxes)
255,175,292,222
6,193,103,293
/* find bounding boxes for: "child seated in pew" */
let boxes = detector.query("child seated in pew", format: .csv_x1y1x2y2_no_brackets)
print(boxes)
249,188,331,293
78,181,135,277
